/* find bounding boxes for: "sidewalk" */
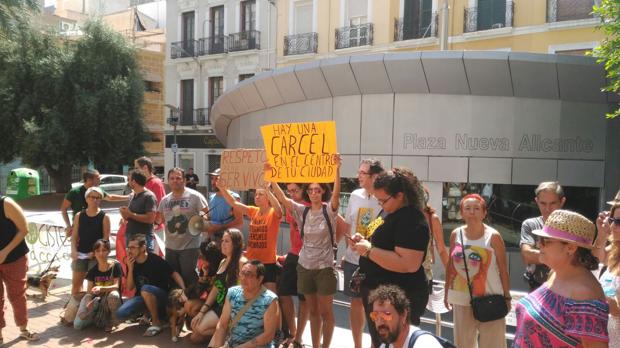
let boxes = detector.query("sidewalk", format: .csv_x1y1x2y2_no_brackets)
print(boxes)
9,278,369,348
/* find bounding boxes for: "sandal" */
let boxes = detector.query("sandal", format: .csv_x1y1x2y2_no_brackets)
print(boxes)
288,341,303,348
19,330,39,341
143,325,162,337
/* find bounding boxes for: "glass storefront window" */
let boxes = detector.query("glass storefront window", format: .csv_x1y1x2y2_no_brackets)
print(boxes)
440,182,600,250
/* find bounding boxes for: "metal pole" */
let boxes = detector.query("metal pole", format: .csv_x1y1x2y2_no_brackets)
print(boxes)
440,0,449,50
173,122,177,167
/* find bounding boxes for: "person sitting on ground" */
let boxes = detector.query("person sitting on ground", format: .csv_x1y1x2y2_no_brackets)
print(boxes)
208,260,280,348
71,187,111,295
183,241,224,320
116,234,185,337
191,228,247,343
369,284,446,348
217,179,283,293
74,239,122,332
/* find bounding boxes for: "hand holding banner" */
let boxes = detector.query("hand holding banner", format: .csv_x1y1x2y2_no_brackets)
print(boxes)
261,121,338,183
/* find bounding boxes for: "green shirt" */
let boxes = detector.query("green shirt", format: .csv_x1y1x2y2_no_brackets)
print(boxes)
65,185,107,218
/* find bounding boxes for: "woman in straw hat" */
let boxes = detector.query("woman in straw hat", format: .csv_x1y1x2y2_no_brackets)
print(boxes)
513,210,609,347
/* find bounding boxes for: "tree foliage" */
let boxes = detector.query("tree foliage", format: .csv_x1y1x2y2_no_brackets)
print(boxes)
593,0,620,118
0,21,146,192
0,0,39,39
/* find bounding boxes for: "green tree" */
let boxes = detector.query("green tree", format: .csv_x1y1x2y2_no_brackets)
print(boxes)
0,21,146,192
593,0,620,118
0,0,39,38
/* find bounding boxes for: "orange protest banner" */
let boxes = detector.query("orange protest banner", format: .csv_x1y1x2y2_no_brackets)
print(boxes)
260,121,338,183
220,149,267,190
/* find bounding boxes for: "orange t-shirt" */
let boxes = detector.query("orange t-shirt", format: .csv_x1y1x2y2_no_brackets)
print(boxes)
246,206,280,264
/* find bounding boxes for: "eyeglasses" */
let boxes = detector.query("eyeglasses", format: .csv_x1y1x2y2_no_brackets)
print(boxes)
539,237,567,247
608,217,620,225
369,311,393,322
377,196,393,206
126,245,141,250
287,188,301,195
88,195,103,200
307,188,323,195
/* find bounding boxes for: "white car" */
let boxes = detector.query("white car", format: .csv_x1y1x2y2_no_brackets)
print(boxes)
71,174,131,195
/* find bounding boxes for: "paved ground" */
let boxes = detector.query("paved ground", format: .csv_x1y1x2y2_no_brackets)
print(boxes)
3,277,372,348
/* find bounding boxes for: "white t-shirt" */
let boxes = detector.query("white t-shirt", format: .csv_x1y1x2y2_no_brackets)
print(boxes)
379,326,444,348
343,188,382,265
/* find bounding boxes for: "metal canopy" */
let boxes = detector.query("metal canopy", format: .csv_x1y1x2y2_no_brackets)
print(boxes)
210,51,609,145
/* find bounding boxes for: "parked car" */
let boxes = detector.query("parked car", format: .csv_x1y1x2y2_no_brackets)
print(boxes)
71,174,131,195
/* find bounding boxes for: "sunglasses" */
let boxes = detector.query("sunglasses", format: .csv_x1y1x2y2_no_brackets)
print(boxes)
608,217,620,225
369,311,393,322
306,188,323,194
88,195,103,200
539,237,567,247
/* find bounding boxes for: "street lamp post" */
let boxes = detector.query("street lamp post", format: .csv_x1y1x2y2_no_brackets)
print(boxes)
165,104,180,167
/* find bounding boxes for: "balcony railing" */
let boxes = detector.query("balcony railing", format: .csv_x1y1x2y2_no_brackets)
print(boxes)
228,30,260,52
335,23,373,49
171,40,197,59
547,0,597,22
199,36,227,55
464,1,514,33
195,108,210,126
283,32,318,56
394,13,438,41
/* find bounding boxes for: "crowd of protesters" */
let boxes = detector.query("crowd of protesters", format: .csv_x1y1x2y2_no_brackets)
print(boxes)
1,154,617,347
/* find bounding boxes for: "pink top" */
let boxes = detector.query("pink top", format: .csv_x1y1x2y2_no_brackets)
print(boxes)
286,209,303,255
514,283,609,347
146,175,166,230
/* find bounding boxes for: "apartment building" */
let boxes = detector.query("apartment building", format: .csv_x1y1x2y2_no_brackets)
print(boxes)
278,0,604,65
164,0,277,185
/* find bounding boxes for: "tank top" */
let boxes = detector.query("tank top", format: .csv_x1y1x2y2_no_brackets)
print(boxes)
77,210,105,253
0,197,29,264
447,226,504,306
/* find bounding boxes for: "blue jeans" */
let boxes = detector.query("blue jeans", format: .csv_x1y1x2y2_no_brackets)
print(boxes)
115,284,167,321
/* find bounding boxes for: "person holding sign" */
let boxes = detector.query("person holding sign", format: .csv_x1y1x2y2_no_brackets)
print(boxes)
269,155,342,348
215,179,283,293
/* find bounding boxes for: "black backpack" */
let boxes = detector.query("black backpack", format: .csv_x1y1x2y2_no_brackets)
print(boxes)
407,329,456,348
300,204,337,261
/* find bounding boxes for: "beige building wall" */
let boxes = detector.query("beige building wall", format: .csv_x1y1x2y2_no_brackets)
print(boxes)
276,0,606,66
137,48,165,168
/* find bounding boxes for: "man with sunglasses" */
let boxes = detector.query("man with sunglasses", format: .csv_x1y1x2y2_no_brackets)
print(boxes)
369,285,445,348
520,181,566,291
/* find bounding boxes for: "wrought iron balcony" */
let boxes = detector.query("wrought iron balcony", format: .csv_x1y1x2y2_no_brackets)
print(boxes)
171,40,198,59
464,1,513,33
394,14,438,41
228,30,260,52
199,36,227,55
547,0,597,22
335,23,373,49
195,108,210,126
179,109,194,126
283,32,318,56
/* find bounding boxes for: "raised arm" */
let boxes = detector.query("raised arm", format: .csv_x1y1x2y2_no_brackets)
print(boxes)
265,184,283,220
266,165,295,213
330,154,341,213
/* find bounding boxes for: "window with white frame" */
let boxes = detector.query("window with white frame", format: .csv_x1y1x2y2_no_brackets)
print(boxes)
346,0,367,26
293,0,313,34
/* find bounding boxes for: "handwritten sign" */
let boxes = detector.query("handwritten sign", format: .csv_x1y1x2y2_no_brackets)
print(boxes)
260,121,337,183
220,149,267,190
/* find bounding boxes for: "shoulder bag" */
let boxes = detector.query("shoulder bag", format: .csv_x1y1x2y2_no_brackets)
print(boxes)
221,287,266,348
460,229,508,322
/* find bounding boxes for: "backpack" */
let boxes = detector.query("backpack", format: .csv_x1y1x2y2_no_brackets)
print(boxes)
300,204,337,261
408,329,456,348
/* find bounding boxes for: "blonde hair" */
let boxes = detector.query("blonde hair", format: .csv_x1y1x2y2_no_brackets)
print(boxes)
608,203,620,274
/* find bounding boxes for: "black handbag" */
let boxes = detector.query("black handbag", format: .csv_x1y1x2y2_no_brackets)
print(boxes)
460,229,508,322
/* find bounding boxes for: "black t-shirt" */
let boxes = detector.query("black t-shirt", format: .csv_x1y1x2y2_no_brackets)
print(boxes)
132,253,175,292
359,205,429,291
86,261,122,293
185,174,199,189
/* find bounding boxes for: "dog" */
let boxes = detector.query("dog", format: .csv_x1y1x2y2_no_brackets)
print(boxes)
27,266,59,300
167,288,188,342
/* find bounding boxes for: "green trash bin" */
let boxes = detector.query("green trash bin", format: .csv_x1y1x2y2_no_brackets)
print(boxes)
6,168,40,201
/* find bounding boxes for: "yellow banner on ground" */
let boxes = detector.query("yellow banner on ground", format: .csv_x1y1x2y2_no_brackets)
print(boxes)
219,149,267,190
260,121,338,183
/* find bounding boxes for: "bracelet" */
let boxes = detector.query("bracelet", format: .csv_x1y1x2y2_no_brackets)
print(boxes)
363,246,373,258
504,296,512,300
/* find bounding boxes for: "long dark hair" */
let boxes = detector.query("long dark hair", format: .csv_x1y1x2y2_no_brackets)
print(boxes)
373,167,424,211
224,228,244,287
200,241,224,277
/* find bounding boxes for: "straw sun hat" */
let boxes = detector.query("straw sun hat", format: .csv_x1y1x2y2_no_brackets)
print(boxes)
532,210,597,249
